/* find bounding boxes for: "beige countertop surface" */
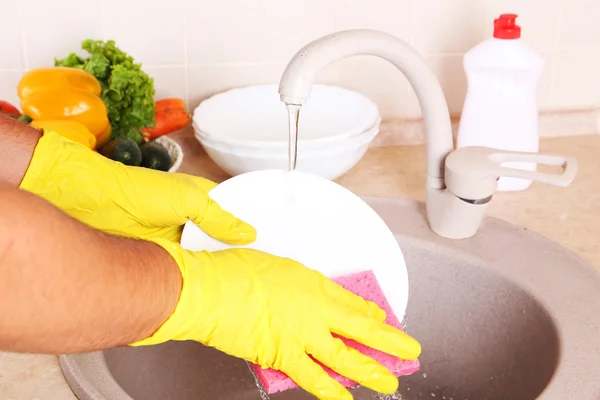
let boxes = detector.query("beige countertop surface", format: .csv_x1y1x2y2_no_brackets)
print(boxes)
1,133,599,399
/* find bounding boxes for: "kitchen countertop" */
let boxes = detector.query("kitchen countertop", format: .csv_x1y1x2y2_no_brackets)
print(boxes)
1,133,599,399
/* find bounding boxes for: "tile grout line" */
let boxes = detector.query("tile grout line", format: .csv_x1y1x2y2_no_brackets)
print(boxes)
15,2,29,71
547,0,566,110
185,61,268,68
405,0,417,112
100,0,107,41
332,0,341,83
259,0,268,85
182,0,190,110
481,0,489,39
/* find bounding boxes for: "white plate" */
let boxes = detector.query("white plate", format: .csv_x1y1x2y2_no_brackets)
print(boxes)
180,169,410,321
192,84,380,145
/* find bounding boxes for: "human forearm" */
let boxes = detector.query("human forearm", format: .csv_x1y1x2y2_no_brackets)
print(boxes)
0,183,182,353
0,113,40,186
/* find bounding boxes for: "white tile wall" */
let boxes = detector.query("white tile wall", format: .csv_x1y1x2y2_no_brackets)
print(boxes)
263,0,336,63
1,0,599,119
485,0,562,51
104,0,187,66
21,0,104,69
0,3,23,71
0,71,23,109
553,48,600,109
412,0,487,55
559,0,600,49
187,0,264,64
187,64,264,108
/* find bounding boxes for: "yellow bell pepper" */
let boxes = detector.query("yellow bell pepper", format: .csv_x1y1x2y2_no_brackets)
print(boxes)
17,68,110,146
17,67,102,99
95,123,112,148
31,120,97,150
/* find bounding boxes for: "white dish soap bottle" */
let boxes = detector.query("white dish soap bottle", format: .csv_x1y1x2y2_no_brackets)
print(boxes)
456,13,545,192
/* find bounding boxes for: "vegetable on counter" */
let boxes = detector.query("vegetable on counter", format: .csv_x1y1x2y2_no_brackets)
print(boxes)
55,40,155,144
0,100,21,118
99,137,173,171
17,39,176,171
31,120,97,149
21,87,109,137
140,141,172,171
156,98,185,112
142,98,191,141
17,67,102,98
99,137,143,166
17,67,111,148
18,114,33,123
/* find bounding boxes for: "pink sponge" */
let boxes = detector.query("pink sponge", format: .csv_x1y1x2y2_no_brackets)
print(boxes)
250,270,420,394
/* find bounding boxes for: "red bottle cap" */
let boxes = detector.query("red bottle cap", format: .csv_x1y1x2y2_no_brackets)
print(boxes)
493,13,521,39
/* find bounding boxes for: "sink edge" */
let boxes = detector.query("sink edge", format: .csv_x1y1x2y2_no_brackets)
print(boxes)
59,196,600,400
363,196,600,400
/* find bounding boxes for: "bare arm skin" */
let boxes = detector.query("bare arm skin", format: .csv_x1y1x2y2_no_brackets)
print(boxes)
0,113,183,353
0,182,182,353
0,113,40,186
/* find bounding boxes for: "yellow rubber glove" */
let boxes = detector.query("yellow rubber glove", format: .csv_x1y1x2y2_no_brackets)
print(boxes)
134,240,422,400
19,130,255,244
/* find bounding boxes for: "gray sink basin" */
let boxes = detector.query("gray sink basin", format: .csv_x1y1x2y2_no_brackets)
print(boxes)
59,197,600,400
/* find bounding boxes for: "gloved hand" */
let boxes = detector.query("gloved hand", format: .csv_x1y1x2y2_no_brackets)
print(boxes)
134,240,422,400
19,130,255,244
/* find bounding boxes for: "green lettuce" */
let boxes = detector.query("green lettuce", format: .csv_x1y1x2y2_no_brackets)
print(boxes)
55,40,155,144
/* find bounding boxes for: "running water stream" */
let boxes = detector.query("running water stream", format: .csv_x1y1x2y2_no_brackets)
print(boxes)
246,103,407,400
287,104,301,172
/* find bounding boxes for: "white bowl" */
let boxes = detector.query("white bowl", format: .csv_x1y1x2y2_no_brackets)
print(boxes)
196,125,379,180
192,84,380,148
195,115,380,153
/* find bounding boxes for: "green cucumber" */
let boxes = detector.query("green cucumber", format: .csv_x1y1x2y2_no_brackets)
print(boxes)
140,141,172,171
100,137,142,166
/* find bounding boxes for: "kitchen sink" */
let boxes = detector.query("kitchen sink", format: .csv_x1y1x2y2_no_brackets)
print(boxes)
59,197,600,400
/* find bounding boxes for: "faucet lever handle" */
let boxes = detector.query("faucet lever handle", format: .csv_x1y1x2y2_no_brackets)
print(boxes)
444,146,578,201
491,151,578,188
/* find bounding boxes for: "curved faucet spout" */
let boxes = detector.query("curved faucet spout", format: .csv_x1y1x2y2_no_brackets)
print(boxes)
278,29,577,239
278,29,454,189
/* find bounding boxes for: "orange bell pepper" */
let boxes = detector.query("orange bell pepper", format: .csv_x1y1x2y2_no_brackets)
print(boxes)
17,68,110,145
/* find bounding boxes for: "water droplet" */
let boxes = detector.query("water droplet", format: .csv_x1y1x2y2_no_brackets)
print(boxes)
245,361,271,400
376,392,405,400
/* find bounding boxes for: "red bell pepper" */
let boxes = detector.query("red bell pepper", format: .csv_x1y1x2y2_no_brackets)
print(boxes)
0,100,21,118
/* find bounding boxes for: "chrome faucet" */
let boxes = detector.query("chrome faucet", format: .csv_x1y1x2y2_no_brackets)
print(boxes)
278,29,577,239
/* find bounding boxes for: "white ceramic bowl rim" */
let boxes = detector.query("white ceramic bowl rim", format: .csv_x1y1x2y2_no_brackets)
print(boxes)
194,122,380,150
193,116,381,149
192,84,380,145
196,126,379,158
